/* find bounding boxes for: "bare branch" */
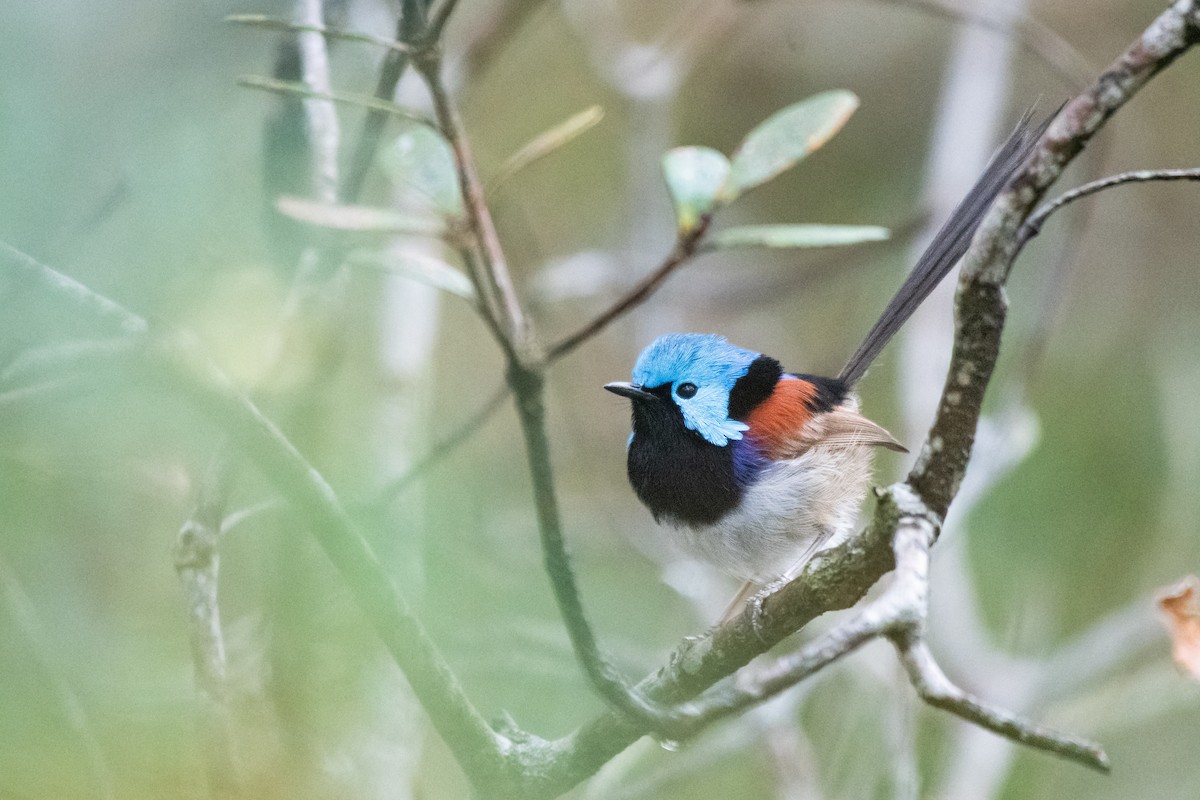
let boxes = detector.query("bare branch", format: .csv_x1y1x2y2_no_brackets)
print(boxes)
870,0,1093,87
545,216,713,362
896,640,1109,772
415,51,532,359
174,450,242,798
366,382,510,508
296,0,341,205
428,0,467,41
1020,167,1200,243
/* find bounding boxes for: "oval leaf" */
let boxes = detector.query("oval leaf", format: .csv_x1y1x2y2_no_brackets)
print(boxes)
662,146,731,232
706,223,889,251
381,125,463,215
277,196,445,236
493,105,605,189
722,90,859,201
347,249,476,301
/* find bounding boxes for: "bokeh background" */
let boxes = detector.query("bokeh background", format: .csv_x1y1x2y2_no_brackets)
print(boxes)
3,0,1200,798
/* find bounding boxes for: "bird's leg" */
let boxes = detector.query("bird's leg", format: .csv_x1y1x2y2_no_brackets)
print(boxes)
719,580,761,625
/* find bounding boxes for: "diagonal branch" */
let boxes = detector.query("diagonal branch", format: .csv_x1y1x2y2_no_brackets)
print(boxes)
0,242,517,792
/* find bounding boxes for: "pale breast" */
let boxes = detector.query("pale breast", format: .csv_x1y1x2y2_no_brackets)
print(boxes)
660,442,875,583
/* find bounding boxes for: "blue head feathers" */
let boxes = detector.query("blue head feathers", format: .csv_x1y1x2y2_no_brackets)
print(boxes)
631,333,760,447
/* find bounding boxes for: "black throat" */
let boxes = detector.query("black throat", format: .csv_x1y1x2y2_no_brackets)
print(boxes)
625,384,743,525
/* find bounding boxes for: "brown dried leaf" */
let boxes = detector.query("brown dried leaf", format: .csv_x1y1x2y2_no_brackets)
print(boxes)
1157,575,1200,680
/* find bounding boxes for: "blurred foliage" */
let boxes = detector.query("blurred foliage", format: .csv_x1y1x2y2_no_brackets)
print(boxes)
3,0,1200,799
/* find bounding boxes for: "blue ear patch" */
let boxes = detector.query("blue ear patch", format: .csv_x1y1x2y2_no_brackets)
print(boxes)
631,333,761,447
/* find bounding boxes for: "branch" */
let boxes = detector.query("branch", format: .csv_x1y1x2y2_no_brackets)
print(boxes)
521,2,1200,794
342,12,412,203
365,382,510,508
174,450,242,798
910,0,1200,517
545,215,713,362
1019,167,1200,243
0,243,515,793
870,0,1093,87
414,50,532,360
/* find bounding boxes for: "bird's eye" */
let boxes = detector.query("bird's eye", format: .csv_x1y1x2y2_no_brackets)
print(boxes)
675,382,698,399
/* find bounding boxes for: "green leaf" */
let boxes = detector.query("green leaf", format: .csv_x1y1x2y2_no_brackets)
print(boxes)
722,90,859,201
380,125,463,215
347,250,476,301
276,196,445,237
661,146,731,232
705,223,889,251
492,105,604,189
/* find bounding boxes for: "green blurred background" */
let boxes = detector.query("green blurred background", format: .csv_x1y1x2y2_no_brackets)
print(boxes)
3,0,1200,798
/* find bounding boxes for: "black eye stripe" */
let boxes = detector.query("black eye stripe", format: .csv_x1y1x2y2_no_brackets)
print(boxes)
675,382,698,399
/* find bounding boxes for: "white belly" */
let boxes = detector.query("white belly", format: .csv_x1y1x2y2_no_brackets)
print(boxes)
659,444,875,583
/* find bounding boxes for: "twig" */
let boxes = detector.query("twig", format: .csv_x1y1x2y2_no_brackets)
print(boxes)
1019,167,1200,243
415,50,531,359
866,0,1093,87
367,383,510,508
174,449,242,798
296,0,341,206
545,216,713,362
341,2,422,203
428,0,467,41
414,34,709,736
895,639,1109,771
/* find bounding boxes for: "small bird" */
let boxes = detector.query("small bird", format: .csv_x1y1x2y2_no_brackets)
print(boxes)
606,113,1045,620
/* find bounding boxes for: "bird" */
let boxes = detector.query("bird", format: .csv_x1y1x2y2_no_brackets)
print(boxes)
605,112,1047,621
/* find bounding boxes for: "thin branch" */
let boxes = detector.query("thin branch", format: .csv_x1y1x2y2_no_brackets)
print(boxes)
895,639,1109,772
415,51,531,358
864,0,1093,87
1019,167,1200,244
174,449,242,798
366,383,510,508
428,0,466,41
227,14,412,54
296,0,341,206
342,73,410,201
545,216,712,363
0,240,145,335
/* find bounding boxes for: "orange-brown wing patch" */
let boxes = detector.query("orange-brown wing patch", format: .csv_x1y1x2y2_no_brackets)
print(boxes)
747,379,908,459
745,378,818,459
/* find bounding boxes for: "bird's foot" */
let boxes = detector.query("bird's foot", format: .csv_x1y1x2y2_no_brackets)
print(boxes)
748,578,789,640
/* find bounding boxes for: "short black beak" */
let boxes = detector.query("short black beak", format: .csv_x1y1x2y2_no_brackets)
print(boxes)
604,381,655,401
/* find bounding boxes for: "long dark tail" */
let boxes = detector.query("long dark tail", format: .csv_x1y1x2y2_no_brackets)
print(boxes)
837,108,1050,387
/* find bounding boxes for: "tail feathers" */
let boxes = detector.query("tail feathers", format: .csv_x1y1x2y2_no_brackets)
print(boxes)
837,107,1053,387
